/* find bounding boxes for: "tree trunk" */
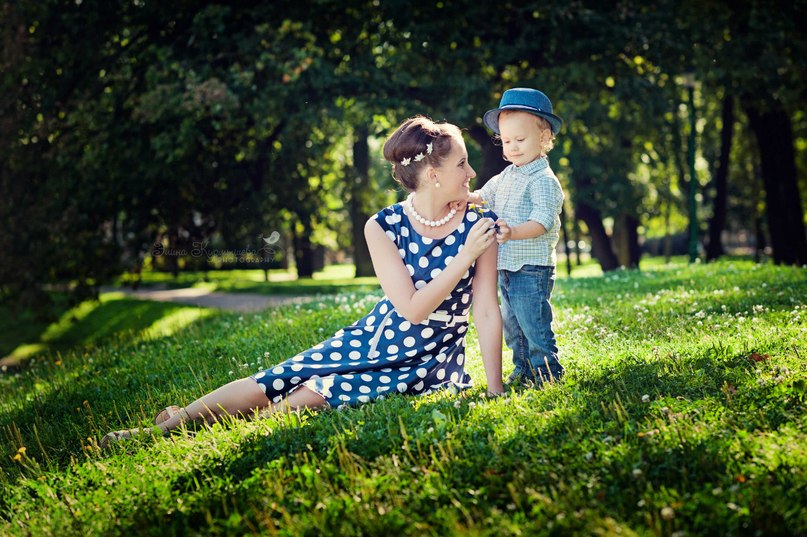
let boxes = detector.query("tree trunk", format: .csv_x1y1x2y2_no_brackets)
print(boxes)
613,214,641,268
293,218,315,278
560,208,572,277
351,124,374,277
469,125,508,188
575,200,620,271
663,191,672,262
706,94,734,261
167,230,179,278
743,98,807,265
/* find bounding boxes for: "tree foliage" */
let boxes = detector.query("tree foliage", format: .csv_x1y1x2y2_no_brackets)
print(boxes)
1,0,805,311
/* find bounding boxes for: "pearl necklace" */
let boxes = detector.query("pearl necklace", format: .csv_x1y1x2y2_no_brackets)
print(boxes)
405,195,457,227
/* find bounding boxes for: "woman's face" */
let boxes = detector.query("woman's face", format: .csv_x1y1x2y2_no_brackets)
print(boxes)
433,136,476,199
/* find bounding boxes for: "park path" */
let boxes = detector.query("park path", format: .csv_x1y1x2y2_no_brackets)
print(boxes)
102,286,315,313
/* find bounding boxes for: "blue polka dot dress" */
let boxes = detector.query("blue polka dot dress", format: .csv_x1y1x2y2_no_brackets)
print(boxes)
251,202,497,408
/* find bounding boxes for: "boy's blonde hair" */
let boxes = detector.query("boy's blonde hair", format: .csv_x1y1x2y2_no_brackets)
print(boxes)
496,110,555,155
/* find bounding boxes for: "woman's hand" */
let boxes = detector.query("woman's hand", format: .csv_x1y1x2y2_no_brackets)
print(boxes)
460,218,497,261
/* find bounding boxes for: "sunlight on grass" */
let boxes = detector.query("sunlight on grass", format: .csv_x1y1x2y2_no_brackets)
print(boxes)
4,343,48,361
118,263,381,296
4,293,216,365
1,259,805,535
141,307,216,339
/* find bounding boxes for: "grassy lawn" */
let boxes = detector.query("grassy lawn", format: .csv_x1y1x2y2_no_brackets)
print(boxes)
113,264,383,296
112,260,604,296
0,259,805,535
0,295,215,367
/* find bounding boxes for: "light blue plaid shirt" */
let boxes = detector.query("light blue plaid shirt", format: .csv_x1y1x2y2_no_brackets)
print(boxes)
478,157,564,271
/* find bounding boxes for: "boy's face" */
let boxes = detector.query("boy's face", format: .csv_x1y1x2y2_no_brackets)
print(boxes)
498,111,548,167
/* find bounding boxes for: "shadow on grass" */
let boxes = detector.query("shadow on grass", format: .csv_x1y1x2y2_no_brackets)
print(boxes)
109,349,803,535
211,278,380,296
0,294,74,358
2,338,803,534
0,296,211,369
115,264,381,296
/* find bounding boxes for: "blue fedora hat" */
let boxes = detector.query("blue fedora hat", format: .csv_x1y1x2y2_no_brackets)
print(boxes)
483,87,563,135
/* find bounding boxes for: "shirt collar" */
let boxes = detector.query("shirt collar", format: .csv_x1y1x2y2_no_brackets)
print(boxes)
510,156,549,176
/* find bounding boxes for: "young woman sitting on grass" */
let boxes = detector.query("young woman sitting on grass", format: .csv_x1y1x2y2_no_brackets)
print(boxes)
102,116,504,447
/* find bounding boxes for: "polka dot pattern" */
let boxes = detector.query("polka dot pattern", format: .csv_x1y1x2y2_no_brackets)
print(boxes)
251,202,497,407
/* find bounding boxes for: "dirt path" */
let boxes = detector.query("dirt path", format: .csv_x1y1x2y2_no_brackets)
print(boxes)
104,286,314,313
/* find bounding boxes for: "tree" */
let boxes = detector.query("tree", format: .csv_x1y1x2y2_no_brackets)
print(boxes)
680,0,807,264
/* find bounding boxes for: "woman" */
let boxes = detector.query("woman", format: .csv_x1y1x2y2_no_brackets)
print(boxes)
102,116,503,446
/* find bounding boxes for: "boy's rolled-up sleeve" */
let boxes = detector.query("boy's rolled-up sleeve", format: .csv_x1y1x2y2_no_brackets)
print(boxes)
527,174,564,231
478,173,500,206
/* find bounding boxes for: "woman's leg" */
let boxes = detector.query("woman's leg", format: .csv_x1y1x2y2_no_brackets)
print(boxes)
156,377,273,432
157,379,328,432
102,379,329,447
263,385,328,416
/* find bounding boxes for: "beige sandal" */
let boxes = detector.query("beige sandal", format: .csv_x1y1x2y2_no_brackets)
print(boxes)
154,405,183,425
100,427,155,449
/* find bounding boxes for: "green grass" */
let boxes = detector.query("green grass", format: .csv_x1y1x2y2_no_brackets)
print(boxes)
1,259,805,535
114,264,382,296
0,295,215,367
115,259,601,296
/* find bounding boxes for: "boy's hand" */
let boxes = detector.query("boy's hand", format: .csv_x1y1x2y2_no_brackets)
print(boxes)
467,192,483,205
495,219,511,244
449,199,466,212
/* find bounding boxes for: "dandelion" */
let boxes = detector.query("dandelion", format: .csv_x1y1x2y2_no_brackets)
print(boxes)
453,400,461,408
632,468,643,478
660,506,675,520
641,394,651,403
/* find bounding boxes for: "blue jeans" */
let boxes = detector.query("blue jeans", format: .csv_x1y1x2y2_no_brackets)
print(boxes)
499,265,563,384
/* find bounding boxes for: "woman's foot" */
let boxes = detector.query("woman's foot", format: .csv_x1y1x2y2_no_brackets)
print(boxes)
154,405,184,425
100,427,155,449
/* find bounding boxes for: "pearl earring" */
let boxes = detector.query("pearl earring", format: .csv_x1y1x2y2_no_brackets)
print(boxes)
435,181,441,188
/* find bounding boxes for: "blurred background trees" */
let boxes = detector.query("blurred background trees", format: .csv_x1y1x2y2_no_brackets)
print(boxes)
1,0,805,311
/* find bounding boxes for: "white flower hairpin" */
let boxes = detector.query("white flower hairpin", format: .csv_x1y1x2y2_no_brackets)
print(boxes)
400,142,434,166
